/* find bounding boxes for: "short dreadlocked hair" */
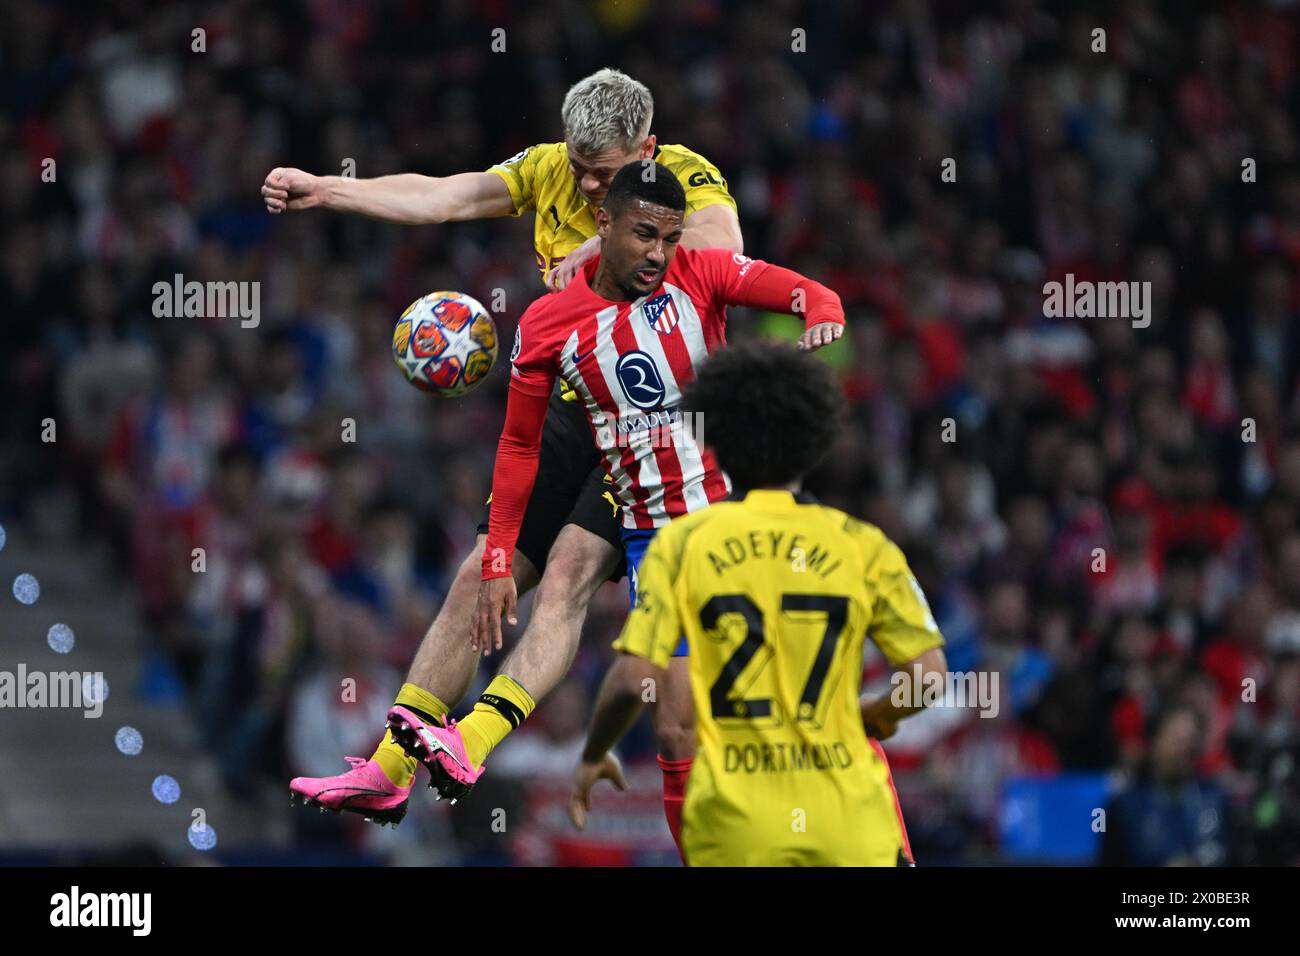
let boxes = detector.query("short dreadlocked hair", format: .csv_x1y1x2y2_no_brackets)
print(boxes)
682,340,843,491
604,161,686,218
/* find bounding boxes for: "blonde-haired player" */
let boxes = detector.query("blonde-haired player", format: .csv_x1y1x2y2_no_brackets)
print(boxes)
569,340,948,865
270,69,739,845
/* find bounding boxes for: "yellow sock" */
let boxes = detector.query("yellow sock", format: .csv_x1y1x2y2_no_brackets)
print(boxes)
395,682,450,724
457,675,536,769
370,683,450,787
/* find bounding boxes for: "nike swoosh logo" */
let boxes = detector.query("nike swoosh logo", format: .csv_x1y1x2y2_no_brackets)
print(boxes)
338,792,402,809
321,787,392,799
571,349,591,365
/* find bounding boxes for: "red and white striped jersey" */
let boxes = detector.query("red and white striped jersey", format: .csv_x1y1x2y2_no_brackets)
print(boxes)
510,246,762,528
482,245,844,579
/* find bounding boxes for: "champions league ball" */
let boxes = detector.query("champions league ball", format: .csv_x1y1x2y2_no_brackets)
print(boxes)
391,291,499,397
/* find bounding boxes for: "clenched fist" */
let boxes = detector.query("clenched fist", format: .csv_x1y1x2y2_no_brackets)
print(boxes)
261,167,322,213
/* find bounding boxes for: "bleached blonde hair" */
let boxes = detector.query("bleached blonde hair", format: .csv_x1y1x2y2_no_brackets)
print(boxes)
561,68,654,155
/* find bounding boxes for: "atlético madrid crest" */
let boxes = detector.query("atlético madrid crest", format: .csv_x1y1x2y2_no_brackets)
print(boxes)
643,293,680,335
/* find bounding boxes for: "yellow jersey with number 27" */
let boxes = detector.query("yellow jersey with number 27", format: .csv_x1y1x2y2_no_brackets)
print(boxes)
614,489,945,866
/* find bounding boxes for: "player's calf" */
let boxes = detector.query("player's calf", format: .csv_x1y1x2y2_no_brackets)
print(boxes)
289,539,538,823
404,535,537,697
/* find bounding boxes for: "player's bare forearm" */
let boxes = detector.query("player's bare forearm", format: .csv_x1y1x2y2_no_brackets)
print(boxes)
860,646,948,738
581,654,658,762
680,204,743,253
265,169,514,224
315,174,440,223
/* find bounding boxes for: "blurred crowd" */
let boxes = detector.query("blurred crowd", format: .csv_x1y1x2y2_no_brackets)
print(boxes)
2,0,1299,865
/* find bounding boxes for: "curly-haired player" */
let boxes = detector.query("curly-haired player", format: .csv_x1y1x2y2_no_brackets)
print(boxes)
569,340,949,865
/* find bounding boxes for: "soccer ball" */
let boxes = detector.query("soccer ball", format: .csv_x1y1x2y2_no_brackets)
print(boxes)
391,291,499,397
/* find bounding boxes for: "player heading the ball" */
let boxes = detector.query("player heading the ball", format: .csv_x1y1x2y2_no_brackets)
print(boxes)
392,161,846,813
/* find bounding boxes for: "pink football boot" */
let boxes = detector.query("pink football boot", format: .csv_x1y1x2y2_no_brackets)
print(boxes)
387,706,483,804
289,756,410,826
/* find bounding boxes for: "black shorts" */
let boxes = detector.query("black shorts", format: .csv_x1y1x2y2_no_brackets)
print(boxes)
477,391,625,581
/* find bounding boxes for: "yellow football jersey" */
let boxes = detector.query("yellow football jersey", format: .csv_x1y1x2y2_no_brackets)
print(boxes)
614,489,945,866
487,141,737,280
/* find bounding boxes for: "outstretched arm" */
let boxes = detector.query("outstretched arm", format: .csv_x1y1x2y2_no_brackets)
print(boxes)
261,168,515,224
723,257,846,351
